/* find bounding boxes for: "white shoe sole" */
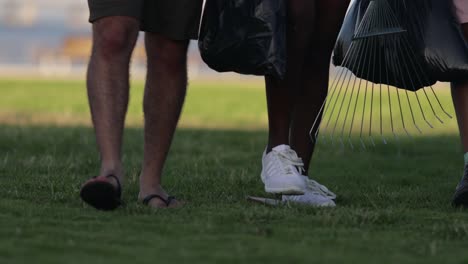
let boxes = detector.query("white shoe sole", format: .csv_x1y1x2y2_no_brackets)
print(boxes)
283,199,336,207
247,196,335,207
264,186,305,195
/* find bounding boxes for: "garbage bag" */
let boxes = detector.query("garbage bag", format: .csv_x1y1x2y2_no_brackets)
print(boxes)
333,0,468,91
198,0,287,79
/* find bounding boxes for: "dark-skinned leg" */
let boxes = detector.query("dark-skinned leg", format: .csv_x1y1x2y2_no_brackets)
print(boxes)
260,0,317,196
451,23,468,153
290,0,350,175
451,22,468,206
265,0,316,152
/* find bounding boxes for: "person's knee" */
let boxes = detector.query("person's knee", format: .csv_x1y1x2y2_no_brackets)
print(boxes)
146,35,189,73
92,17,139,60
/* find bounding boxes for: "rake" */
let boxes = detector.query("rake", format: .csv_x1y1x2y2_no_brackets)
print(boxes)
310,0,453,149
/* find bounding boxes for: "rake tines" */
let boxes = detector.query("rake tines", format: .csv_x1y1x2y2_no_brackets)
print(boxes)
310,0,452,149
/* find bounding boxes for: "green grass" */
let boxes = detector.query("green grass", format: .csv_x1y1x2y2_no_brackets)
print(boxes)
1,79,468,264
319,80,457,137
0,79,268,128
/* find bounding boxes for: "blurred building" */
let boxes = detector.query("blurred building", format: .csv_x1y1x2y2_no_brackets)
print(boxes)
0,0,240,79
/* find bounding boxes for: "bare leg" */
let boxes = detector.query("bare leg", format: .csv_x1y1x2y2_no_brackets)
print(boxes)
87,16,139,184
451,23,468,152
290,0,350,174
138,33,189,208
265,0,316,152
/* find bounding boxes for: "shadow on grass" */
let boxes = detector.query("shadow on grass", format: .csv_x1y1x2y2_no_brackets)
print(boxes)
0,124,463,207
1,124,468,264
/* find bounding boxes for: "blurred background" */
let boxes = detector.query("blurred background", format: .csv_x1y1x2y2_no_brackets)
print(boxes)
0,0,227,80
0,0,455,134
0,0,273,129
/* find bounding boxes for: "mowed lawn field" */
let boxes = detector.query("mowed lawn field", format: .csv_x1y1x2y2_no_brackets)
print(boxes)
1,79,468,264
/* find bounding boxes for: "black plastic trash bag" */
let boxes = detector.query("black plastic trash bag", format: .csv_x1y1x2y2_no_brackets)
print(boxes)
198,0,287,79
333,0,468,91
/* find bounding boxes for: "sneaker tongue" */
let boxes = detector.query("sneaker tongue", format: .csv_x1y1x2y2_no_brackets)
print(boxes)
272,145,290,152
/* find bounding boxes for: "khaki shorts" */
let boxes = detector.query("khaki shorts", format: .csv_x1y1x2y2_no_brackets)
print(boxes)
87,0,204,40
453,0,468,24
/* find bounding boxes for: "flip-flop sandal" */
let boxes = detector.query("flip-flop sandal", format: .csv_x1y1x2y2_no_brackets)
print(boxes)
142,194,177,208
80,175,122,211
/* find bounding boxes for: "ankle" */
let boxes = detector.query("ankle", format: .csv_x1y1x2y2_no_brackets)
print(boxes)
139,168,162,185
138,184,167,200
139,174,162,193
100,163,124,179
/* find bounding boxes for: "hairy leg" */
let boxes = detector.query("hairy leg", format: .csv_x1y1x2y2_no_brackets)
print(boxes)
87,16,139,183
139,33,189,208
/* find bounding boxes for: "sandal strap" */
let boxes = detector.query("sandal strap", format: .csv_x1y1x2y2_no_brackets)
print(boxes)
142,194,175,207
105,175,122,196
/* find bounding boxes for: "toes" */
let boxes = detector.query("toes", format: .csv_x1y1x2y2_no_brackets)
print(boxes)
146,198,168,208
168,200,184,208
145,198,184,209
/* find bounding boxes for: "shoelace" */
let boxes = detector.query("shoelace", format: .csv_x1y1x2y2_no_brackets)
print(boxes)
274,148,305,176
306,178,337,199
272,148,336,200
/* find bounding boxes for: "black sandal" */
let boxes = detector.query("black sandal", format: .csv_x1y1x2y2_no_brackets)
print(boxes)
142,194,176,208
80,175,122,211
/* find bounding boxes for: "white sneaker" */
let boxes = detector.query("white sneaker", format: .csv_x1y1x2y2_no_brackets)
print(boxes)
282,177,336,207
261,145,307,195
303,177,337,200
